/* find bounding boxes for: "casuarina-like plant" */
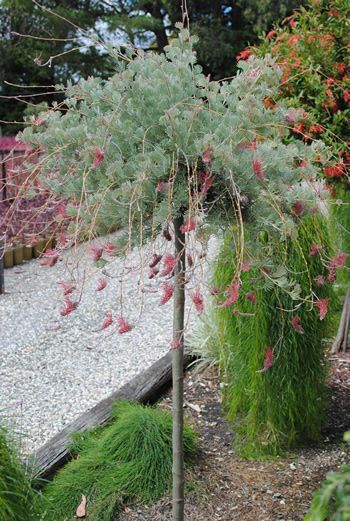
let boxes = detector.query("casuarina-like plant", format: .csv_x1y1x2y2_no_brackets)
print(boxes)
21,27,336,519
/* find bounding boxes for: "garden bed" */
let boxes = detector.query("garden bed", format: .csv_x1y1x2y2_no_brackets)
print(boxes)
118,354,350,521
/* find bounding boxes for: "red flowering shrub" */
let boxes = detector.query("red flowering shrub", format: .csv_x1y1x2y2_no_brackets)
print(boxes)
254,0,350,181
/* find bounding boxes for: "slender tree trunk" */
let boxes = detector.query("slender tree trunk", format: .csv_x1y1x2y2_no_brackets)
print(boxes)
172,215,186,521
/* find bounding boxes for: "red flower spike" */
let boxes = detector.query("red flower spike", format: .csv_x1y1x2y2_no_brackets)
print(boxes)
314,275,325,287
191,287,204,314
160,253,177,277
149,254,162,269
245,292,257,304
292,200,304,216
40,249,59,267
55,203,68,218
263,346,274,370
267,30,276,39
309,243,321,257
252,158,265,180
57,280,75,296
96,277,107,291
57,232,68,247
222,282,240,307
180,218,196,234
291,315,304,334
202,148,212,165
329,252,348,270
92,148,105,169
242,261,251,272
187,254,194,268
171,339,181,349
160,282,174,305
148,267,159,279
163,228,172,241
314,299,330,320
117,317,133,334
327,270,337,283
104,242,118,255
236,48,252,61
200,172,213,195
60,297,77,317
324,163,344,178
90,244,103,262
100,310,113,330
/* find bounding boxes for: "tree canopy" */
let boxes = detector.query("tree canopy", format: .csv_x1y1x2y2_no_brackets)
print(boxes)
0,0,306,134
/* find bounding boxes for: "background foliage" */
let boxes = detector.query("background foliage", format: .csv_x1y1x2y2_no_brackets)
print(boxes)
255,0,350,178
0,0,306,134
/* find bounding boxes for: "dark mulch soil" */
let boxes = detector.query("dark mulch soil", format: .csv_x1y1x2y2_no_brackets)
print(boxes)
118,354,350,521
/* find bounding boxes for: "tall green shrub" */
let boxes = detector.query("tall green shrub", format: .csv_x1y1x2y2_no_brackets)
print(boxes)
212,214,334,457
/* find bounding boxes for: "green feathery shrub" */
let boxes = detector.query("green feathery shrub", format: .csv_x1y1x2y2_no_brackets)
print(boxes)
40,401,198,521
305,431,350,521
211,214,334,458
0,427,40,521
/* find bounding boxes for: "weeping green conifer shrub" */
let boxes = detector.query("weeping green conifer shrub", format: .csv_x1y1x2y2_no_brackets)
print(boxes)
212,214,334,458
0,428,40,521
40,401,198,521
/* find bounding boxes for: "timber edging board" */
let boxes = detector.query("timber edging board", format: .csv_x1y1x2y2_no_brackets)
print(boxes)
29,350,195,482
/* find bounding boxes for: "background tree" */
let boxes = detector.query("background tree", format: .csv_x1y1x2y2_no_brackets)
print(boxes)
0,0,113,135
0,0,307,134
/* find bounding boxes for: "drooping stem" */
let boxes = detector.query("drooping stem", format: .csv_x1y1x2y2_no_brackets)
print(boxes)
172,215,186,521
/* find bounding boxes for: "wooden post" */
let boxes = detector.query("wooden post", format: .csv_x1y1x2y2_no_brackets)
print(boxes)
172,215,186,521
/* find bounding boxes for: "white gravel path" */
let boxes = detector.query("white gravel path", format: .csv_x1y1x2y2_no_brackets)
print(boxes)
0,236,212,455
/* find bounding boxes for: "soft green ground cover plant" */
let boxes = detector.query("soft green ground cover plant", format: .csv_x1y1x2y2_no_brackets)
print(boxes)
306,431,350,521
40,401,198,521
0,427,40,521
209,214,335,457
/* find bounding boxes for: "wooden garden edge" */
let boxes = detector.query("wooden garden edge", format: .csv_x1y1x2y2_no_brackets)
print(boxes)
28,350,195,482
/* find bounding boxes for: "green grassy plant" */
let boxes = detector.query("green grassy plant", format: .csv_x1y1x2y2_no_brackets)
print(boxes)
40,401,198,521
305,432,350,521
211,214,335,458
0,427,41,521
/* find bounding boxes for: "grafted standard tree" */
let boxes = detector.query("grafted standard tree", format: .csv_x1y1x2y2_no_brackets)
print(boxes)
22,29,333,520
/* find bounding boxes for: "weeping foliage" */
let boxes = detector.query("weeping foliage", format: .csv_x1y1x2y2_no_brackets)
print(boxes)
0,428,40,521
39,401,198,521
211,214,334,458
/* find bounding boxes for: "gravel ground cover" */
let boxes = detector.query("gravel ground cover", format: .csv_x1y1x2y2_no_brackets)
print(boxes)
0,236,207,455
